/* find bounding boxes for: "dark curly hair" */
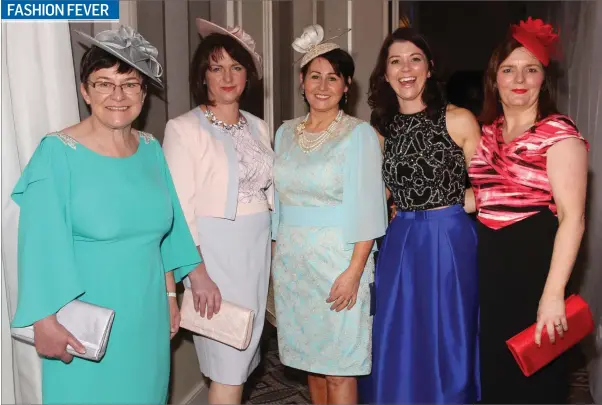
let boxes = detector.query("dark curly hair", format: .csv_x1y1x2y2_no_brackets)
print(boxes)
368,27,445,135
190,33,259,106
480,34,559,125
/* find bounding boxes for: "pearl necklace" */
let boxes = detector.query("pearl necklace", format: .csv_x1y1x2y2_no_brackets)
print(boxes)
295,110,344,153
204,108,247,132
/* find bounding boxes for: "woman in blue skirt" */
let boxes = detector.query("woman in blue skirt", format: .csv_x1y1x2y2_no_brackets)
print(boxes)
360,27,482,404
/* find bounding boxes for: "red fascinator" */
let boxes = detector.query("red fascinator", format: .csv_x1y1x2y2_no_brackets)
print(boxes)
511,17,560,66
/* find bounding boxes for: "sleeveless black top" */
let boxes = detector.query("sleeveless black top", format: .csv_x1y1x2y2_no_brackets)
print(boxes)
382,106,466,211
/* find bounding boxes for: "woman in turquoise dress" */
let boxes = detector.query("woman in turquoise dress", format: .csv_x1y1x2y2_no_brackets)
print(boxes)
9,27,200,404
271,25,388,404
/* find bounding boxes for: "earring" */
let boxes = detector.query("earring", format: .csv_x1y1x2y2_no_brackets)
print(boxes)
301,88,305,96
344,92,348,105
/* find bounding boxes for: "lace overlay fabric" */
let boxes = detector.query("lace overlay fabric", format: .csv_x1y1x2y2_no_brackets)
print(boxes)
229,125,273,204
271,114,373,375
276,115,362,207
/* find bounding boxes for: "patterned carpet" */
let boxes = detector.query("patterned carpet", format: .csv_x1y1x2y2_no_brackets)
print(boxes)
244,324,594,404
243,324,310,404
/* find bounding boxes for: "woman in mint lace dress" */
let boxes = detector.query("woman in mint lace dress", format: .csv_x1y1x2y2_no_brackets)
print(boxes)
10,27,200,404
271,25,388,404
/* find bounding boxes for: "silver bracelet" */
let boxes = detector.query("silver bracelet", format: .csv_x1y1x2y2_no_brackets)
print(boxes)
167,292,177,298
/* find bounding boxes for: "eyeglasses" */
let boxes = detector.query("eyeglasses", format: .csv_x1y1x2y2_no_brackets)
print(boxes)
88,81,143,95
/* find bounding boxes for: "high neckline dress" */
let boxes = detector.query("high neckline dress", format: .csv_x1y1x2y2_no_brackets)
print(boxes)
10,132,201,404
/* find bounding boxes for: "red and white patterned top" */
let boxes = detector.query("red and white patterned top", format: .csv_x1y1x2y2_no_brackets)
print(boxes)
469,114,588,230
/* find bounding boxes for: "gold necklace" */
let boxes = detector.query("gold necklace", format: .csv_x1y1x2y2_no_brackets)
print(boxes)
295,110,344,153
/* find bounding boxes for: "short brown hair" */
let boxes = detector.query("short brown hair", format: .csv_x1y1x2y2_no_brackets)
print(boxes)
189,33,259,106
480,34,559,125
80,46,148,90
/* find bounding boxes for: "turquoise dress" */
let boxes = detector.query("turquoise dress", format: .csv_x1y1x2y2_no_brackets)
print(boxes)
10,132,201,404
271,115,388,375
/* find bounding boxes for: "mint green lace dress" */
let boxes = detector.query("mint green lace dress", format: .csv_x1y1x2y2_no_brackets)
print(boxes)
271,116,388,375
10,132,201,404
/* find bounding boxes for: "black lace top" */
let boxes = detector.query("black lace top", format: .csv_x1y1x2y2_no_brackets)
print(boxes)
382,106,466,211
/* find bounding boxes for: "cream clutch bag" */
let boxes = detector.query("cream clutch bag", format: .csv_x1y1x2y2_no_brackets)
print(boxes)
179,288,255,350
11,299,115,362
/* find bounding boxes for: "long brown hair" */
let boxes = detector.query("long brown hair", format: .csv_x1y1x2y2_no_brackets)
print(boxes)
480,35,559,125
368,27,445,135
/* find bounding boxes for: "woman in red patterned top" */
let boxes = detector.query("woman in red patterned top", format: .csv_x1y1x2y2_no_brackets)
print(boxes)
468,18,588,403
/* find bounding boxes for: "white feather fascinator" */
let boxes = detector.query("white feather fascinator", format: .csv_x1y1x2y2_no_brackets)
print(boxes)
292,24,350,68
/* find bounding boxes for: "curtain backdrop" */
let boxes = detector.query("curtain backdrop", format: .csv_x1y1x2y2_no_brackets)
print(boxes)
1,22,80,404
551,1,602,401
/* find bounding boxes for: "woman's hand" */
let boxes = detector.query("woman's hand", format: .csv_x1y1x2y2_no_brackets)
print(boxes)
168,297,180,339
33,314,86,363
188,262,222,319
327,268,362,312
535,293,568,345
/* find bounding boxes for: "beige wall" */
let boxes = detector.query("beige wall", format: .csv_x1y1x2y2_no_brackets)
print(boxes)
350,1,386,122
168,331,205,404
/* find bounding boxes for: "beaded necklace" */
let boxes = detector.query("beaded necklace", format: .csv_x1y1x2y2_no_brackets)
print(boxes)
295,110,344,153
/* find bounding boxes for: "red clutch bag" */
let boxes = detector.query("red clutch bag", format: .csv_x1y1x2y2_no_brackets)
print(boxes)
506,294,594,377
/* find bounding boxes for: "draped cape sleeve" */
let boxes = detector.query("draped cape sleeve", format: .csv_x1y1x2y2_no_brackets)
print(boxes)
154,141,202,283
271,124,285,241
342,122,388,251
10,136,84,327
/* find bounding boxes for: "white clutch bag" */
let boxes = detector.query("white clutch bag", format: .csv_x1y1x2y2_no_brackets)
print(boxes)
179,288,255,350
11,299,115,362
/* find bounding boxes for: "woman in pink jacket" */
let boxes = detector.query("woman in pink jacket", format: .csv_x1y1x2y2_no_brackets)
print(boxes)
162,19,273,405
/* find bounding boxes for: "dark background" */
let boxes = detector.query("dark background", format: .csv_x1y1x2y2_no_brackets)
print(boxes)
397,1,555,118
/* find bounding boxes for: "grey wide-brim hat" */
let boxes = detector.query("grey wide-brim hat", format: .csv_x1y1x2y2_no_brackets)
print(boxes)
74,25,164,88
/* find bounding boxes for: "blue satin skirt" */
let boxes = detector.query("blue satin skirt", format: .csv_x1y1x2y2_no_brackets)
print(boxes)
360,205,480,404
